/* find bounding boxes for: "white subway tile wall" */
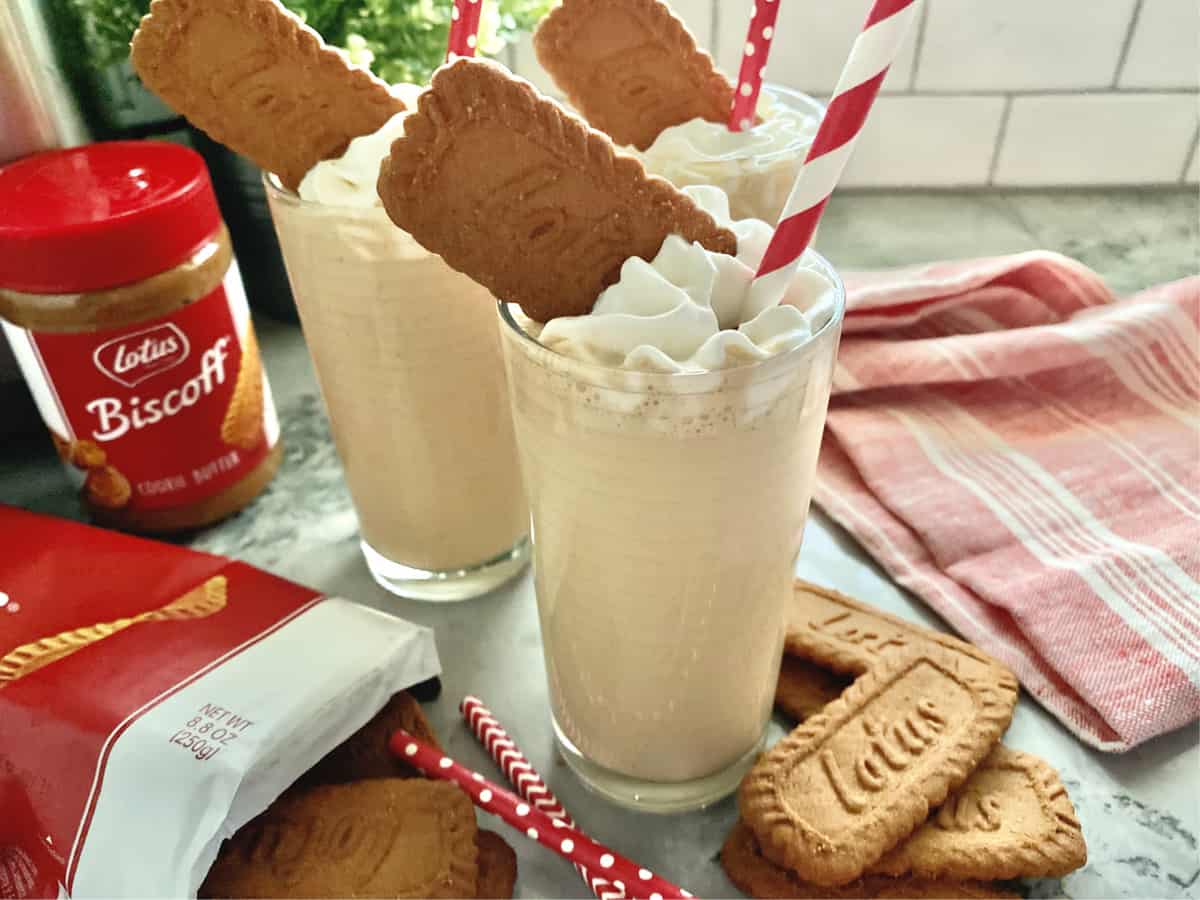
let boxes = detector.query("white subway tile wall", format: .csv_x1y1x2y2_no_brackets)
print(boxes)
713,0,918,95
659,0,713,50
994,93,1198,186
509,0,1199,186
916,0,1137,92
841,95,1005,187
1118,0,1199,90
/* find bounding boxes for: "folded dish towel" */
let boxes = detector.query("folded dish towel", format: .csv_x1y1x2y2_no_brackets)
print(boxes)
816,250,1199,751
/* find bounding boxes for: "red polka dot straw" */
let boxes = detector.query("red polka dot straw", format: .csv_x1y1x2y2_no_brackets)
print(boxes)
446,0,484,61
727,0,783,132
461,696,631,900
755,0,920,282
388,727,693,900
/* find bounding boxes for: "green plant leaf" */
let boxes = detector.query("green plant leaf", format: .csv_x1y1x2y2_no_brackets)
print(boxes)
66,0,553,84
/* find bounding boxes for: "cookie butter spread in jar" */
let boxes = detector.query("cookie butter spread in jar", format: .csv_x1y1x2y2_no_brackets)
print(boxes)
0,141,281,532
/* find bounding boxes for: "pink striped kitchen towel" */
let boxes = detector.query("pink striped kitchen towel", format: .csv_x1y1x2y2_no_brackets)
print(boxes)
815,250,1199,751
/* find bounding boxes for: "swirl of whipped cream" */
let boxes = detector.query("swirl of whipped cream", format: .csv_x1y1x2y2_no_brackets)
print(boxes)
634,90,820,221
530,185,837,374
297,83,423,206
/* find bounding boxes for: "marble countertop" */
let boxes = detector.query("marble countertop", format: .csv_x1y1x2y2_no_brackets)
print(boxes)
4,188,1198,899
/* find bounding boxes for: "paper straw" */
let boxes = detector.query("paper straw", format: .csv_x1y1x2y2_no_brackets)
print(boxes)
727,0,783,131
461,696,630,900
755,0,919,282
447,0,484,59
387,728,692,900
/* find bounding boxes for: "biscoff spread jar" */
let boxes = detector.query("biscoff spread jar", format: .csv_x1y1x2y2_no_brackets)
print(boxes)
0,141,281,532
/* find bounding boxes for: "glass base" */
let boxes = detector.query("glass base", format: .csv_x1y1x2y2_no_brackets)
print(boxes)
552,714,766,814
361,537,530,602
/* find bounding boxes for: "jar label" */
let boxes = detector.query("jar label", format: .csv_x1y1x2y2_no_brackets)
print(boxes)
2,263,280,514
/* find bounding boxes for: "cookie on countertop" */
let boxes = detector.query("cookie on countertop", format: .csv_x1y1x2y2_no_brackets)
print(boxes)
775,654,853,722
740,646,1018,886
199,779,478,898
721,820,1018,900
298,691,442,786
786,580,1017,692
770,651,1086,884
868,745,1086,882
475,830,518,899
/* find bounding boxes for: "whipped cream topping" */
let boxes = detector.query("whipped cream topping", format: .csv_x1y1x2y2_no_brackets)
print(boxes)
297,82,423,206
526,185,837,374
634,90,819,195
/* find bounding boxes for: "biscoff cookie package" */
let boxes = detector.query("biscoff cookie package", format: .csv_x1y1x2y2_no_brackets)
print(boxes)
0,506,439,897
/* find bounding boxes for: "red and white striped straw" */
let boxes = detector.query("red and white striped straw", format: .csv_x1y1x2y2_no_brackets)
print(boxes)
446,0,484,60
755,0,919,280
727,0,783,131
461,696,629,900
387,728,692,900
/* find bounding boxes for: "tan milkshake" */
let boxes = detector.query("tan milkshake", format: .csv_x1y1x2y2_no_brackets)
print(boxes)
264,109,529,600
500,185,844,810
368,58,844,809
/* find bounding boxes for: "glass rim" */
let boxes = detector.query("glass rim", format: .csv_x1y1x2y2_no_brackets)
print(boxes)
762,83,827,118
497,247,846,390
261,171,393,216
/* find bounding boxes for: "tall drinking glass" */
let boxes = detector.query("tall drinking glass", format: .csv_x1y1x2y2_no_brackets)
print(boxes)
265,176,529,601
499,251,845,811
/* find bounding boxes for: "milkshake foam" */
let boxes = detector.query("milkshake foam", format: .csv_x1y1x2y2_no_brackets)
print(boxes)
635,87,822,224
521,185,837,373
298,83,423,206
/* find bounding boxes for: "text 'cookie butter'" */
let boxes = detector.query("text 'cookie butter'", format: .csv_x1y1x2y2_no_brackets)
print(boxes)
0,141,281,533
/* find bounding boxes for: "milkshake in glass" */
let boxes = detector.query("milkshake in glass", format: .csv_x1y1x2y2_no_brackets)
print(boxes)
266,105,529,601
635,85,823,223
500,186,844,810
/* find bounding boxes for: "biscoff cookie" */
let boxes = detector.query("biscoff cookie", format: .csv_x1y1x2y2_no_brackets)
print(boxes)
869,745,1086,881
475,831,518,899
775,655,853,722
720,821,1017,900
84,465,132,509
66,439,106,470
222,326,266,450
771,648,1085,881
131,0,405,190
740,646,1018,886
199,779,477,898
788,580,1016,696
376,57,736,322
298,691,442,786
533,0,735,150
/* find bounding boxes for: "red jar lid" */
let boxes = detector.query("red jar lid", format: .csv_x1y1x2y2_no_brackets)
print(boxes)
0,141,223,294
